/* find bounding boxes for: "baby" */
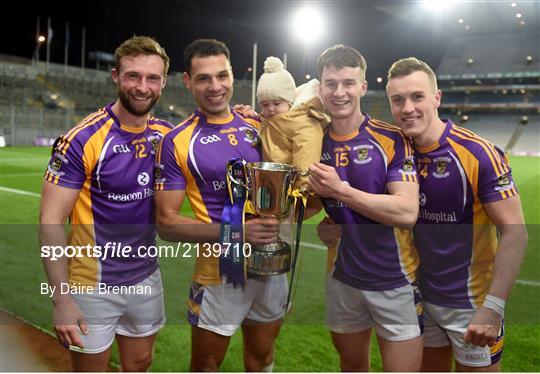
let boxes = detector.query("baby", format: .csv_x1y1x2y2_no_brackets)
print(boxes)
256,56,329,192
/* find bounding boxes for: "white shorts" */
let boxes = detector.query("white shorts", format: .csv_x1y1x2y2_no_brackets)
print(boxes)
423,302,504,367
70,269,165,354
188,274,288,336
325,276,422,341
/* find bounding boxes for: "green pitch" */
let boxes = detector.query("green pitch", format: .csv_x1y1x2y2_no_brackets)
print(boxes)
0,147,538,371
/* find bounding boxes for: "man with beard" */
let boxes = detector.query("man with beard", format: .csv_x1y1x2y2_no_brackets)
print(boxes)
40,36,174,371
155,39,284,372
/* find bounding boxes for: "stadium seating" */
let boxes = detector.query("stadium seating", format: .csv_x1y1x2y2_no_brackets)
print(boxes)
450,114,537,150
1,55,538,154
0,59,200,144
438,32,540,76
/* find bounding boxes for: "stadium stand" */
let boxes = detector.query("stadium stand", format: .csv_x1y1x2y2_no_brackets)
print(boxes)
451,114,539,153
0,58,200,145
0,57,264,144
1,35,538,154
434,30,539,155
438,32,540,76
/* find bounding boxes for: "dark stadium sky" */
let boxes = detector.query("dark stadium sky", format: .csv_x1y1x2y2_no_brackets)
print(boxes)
4,0,527,86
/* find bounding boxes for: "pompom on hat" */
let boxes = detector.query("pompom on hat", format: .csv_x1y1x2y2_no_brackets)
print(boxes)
256,57,296,105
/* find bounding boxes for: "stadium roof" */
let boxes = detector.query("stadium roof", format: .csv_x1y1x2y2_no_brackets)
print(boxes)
376,1,539,33
3,0,539,85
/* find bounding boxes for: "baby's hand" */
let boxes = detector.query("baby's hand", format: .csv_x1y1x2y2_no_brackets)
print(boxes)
233,104,259,119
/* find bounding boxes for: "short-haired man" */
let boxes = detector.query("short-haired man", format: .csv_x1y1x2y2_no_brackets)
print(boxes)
40,36,174,371
307,44,423,372
155,38,284,372
385,57,528,371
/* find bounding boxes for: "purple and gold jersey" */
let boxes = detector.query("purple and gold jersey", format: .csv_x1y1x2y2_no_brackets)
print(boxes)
155,110,261,285
321,114,419,291
44,103,174,287
414,120,518,309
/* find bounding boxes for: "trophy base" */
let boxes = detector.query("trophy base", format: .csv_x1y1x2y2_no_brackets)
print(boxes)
247,240,291,276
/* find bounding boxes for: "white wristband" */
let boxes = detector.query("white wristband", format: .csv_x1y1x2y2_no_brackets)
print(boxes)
482,295,505,316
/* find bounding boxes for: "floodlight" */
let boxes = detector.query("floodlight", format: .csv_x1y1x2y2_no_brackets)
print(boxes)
292,7,324,43
38,35,46,43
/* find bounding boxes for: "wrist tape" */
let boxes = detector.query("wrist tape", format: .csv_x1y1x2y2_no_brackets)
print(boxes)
482,294,505,316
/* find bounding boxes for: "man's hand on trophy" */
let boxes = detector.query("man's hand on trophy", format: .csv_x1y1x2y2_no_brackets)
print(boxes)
317,216,342,248
307,162,347,199
245,216,280,245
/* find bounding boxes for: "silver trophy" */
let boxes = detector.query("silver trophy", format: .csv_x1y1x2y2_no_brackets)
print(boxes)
227,161,306,275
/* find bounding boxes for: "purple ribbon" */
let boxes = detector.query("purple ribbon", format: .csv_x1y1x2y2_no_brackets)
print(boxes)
219,158,247,287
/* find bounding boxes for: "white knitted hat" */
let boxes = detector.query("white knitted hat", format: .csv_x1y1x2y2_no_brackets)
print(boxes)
256,57,296,104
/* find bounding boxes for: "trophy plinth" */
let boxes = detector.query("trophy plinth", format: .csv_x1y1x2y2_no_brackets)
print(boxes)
246,240,291,276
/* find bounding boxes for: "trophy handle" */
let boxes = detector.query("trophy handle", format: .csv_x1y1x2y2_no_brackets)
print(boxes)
294,168,313,197
226,158,250,190
298,169,311,177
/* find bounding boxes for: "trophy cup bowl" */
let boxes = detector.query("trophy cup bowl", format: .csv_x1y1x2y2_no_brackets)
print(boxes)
228,162,301,275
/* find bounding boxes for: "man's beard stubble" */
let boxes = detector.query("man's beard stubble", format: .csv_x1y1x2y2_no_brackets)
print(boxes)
118,89,160,117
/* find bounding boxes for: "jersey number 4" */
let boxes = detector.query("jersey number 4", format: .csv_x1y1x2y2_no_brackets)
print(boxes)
420,164,428,178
